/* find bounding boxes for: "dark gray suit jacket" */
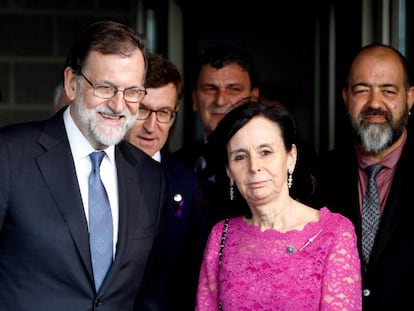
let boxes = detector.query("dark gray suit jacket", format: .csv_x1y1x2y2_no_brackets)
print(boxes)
0,110,168,310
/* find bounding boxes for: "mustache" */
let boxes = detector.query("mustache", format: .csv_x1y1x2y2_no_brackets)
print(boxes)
96,106,127,118
359,108,389,120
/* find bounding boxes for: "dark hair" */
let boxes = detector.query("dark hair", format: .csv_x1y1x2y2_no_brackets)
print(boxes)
146,53,184,101
65,20,148,75
344,43,412,89
207,97,297,169
206,98,297,217
192,43,258,90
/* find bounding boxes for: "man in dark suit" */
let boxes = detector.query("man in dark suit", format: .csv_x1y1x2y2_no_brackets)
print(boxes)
173,43,259,220
0,21,167,310
314,44,414,310
124,53,212,310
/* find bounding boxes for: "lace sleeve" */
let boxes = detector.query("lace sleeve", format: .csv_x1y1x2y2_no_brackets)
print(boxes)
321,217,362,310
195,220,224,311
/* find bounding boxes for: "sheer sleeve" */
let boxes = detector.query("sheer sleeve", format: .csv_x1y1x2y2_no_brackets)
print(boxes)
320,216,362,310
196,211,362,311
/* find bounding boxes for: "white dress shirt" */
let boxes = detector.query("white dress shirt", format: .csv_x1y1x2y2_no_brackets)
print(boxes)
63,107,119,257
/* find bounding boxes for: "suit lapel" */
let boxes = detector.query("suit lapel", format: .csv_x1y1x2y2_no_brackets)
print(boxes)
372,137,414,265
102,143,144,286
36,112,94,280
114,145,138,259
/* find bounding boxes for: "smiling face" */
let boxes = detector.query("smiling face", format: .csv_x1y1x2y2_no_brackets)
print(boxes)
342,46,414,154
124,83,178,156
225,116,296,206
65,49,146,150
192,63,259,135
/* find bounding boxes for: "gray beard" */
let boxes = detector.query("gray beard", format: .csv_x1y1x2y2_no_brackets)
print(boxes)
358,123,393,154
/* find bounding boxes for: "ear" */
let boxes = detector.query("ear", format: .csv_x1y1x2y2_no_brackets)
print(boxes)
250,86,259,98
288,143,297,173
63,67,77,101
342,87,348,107
226,167,233,184
407,86,414,111
192,90,198,112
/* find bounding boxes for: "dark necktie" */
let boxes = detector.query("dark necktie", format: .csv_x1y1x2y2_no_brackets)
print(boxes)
361,164,384,266
89,151,113,292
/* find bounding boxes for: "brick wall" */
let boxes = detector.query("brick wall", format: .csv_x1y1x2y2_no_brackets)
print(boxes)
0,0,137,127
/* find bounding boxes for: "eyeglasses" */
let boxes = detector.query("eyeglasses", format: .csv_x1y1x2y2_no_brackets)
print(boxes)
79,72,147,103
137,106,177,123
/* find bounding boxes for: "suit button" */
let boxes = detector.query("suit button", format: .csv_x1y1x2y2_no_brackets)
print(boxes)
363,289,370,296
94,299,102,308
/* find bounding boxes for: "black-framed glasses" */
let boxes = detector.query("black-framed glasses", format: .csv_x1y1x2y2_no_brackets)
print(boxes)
137,106,177,123
79,72,147,103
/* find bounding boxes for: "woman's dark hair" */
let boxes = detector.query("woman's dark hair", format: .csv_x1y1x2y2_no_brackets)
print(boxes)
206,97,297,217
207,97,297,169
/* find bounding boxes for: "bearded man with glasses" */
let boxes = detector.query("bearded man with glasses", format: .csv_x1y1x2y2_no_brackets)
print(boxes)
0,20,167,310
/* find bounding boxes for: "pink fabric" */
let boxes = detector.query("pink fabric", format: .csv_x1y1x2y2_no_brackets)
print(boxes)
196,207,362,311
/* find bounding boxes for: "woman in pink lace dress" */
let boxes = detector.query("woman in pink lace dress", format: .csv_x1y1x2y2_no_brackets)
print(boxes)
196,99,362,310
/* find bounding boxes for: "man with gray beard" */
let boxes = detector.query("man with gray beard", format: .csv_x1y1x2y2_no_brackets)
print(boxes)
0,21,167,310
313,44,414,311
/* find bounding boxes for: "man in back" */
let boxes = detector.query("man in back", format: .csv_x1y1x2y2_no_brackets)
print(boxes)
174,43,259,218
125,53,211,310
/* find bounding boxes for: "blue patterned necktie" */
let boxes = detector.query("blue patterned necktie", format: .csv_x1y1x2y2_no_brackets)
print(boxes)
361,164,384,266
89,151,113,292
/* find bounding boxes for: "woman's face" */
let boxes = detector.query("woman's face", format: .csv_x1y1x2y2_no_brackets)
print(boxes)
226,116,296,206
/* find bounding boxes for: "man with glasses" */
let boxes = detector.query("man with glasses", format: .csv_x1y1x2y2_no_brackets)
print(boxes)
78,71,147,103
125,53,212,311
0,20,167,310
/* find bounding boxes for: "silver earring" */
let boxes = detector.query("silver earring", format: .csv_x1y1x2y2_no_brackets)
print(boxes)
230,183,234,201
288,171,293,189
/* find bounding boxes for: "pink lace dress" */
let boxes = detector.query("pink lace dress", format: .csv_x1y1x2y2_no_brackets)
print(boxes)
196,207,361,311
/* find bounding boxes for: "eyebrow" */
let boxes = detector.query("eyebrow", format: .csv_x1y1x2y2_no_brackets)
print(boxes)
351,82,399,89
140,103,175,110
98,79,143,90
229,148,246,155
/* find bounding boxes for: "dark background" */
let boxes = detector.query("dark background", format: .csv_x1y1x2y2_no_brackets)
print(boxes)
0,0,412,154
172,0,412,153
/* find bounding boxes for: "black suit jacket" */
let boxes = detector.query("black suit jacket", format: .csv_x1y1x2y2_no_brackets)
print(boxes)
173,139,249,221
314,125,414,310
160,151,213,311
0,110,168,311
